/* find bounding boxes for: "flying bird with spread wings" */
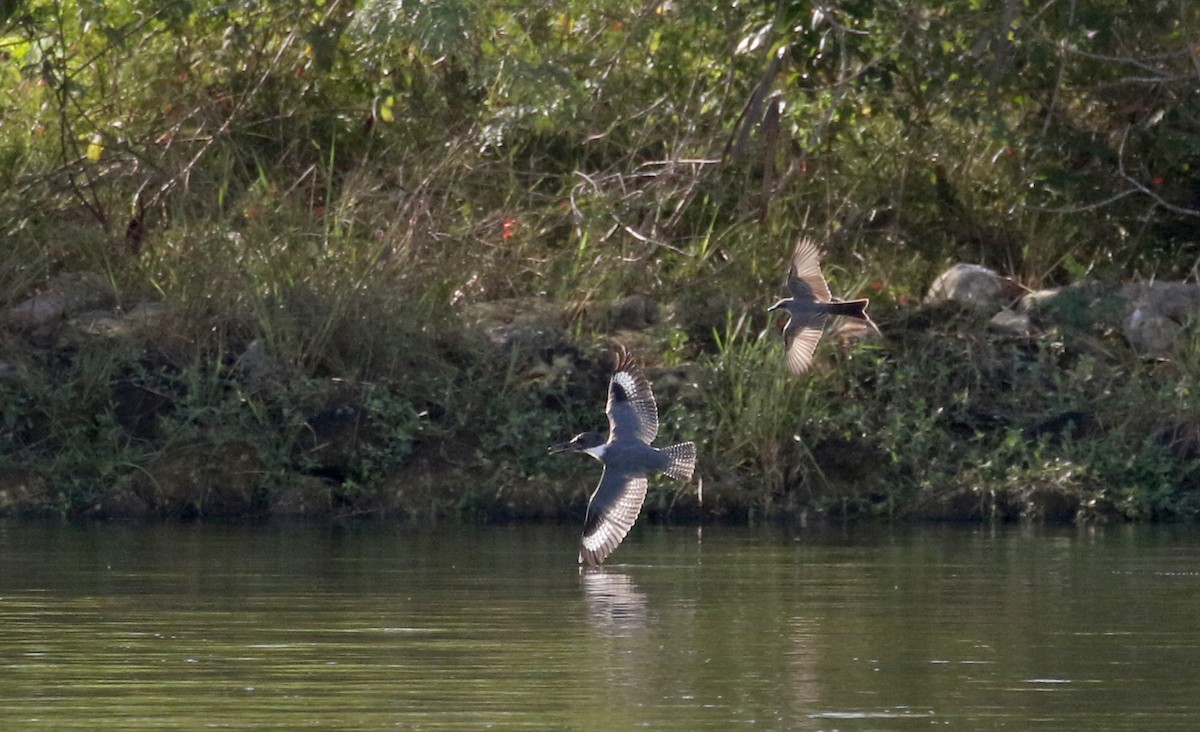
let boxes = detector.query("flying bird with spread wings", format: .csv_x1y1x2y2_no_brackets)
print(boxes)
768,237,879,374
549,350,696,566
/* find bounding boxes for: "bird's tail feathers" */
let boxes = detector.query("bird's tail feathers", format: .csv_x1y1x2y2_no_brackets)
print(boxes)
827,298,870,319
661,442,697,482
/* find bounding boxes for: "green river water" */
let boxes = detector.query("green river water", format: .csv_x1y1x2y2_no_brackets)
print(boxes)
1,521,1197,730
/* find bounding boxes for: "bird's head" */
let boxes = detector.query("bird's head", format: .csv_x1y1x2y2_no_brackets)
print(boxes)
549,431,607,460
767,298,789,313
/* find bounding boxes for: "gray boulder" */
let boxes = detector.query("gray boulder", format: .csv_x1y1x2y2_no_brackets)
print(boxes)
1119,281,1200,355
925,263,1026,311
5,271,116,331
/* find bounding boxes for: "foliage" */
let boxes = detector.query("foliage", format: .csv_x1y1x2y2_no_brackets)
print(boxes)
0,0,1198,520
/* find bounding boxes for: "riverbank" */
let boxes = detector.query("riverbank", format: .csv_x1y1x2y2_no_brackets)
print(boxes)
2,2,1198,522
1,267,1197,523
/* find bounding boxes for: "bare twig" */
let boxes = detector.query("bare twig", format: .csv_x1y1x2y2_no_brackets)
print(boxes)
1025,188,1140,214
1041,0,1076,138
1116,127,1200,217
1063,45,1182,76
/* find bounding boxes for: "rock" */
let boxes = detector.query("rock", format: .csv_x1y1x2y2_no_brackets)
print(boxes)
989,307,1032,335
1017,282,1127,331
72,310,128,337
135,441,268,518
1124,307,1180,355
5,271,116,332
1018,287,1063,312
523,349,578,391
122,302,195,364
486,322,562,356
924,263,1025,311
582,295,658,331
460,297,564,332
5,292,66,331
460,297,570,361
611,295,657,329
66,301,180,342
1119,281,1200,321
234,339,276,383
1119,281,1200,355
123,302,172,332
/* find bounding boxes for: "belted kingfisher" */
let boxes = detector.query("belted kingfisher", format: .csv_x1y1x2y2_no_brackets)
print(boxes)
549,349,697,566
768,237,878,374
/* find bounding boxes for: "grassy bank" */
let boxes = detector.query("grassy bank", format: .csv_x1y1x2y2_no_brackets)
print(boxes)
1,0,1198,521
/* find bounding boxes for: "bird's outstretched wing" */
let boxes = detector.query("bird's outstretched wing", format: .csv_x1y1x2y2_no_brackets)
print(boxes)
580,470,648,566
606,349,659,444
784,312,827,374
787,237,832,304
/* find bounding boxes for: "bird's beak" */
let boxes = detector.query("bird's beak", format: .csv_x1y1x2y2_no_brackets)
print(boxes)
766,302,781,312
548,440,575,455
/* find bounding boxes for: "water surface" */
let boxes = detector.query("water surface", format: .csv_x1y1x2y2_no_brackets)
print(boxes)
1,521,1198,730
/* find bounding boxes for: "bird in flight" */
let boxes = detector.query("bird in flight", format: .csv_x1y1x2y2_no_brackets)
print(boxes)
768,237,878,374
550,349,697,566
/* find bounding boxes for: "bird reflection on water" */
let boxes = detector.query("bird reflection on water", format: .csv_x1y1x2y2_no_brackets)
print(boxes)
579,568,649,637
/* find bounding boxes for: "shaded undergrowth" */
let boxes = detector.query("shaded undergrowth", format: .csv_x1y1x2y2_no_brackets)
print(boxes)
684,304,1200,523
2,288,1197,524
2,1,1199,522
